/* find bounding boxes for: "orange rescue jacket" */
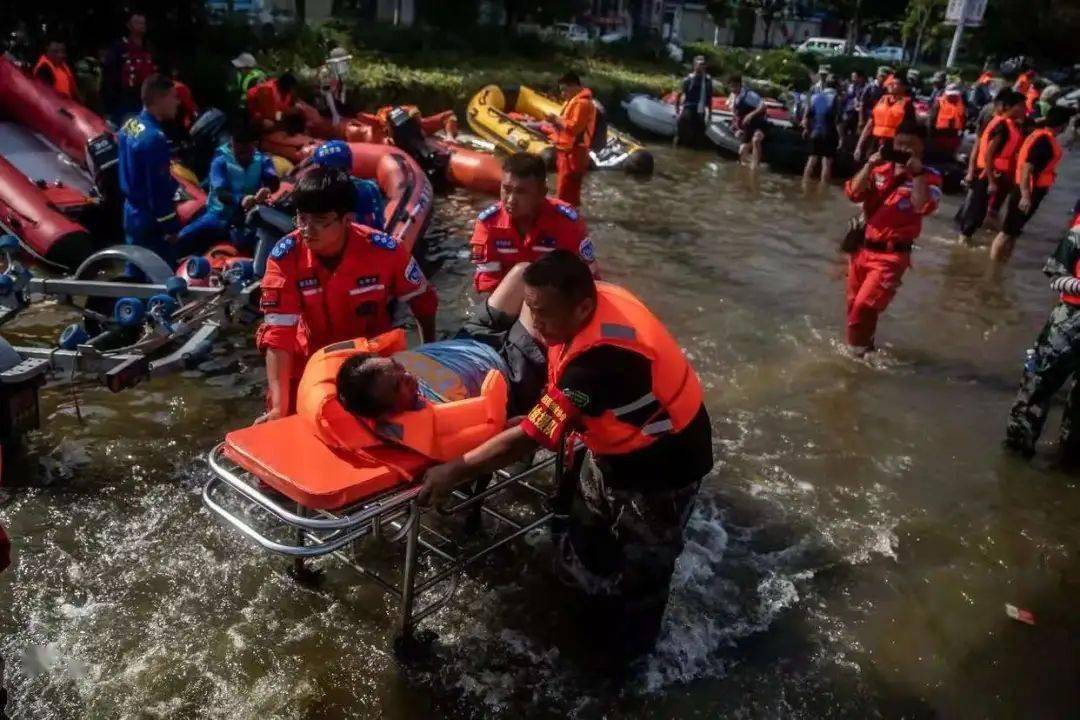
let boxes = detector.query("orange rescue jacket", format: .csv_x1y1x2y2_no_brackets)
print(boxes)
934,96,965,131
33,55,76,98
1015,128,1063,189
872,95,910,139
297,330,509,467
547,283,703,456
976,115,1022,173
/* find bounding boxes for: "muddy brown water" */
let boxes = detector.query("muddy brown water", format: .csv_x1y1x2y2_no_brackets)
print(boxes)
2,146,1079,719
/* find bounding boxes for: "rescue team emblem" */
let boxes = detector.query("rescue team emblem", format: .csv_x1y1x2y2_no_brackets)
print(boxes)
405,257,424,285
298,277,319,289
527,392,568,440
356,275,380,288
555,204,579,221
370,232,397,250
539,236,557,248
270,236,295,259
579,237,596,263
494,239,514,251
478,204,500,221
260,288,279,308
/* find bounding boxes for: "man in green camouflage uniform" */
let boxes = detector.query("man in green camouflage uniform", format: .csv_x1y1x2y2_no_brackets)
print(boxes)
1006,218,1080,458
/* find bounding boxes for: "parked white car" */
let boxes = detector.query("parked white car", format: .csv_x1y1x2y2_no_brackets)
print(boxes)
795,37,869,57
870,45,905,63
549,23,591,44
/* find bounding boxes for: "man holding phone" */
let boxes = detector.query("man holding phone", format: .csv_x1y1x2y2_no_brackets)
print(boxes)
843,121,942,355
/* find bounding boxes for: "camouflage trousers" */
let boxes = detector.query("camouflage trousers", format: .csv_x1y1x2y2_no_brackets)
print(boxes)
1006,303,1080,456
555,451,700,662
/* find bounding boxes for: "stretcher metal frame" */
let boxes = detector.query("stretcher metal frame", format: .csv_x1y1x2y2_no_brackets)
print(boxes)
202,443,564,640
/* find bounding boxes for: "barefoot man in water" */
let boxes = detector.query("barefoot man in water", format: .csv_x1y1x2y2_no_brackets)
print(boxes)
844,120,941,355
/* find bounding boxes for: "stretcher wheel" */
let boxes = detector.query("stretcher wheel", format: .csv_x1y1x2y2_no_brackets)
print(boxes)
224,259,255,284
0,234,19,252
186,256,212,280
0,275,13,296
113,297,145,327
164,276,188,298
58,323,90,350
147,294,179,321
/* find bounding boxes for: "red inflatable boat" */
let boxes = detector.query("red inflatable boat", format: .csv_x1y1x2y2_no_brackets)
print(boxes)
0,56,206,268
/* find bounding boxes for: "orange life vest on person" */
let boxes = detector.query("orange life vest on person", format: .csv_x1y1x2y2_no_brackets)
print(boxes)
976,115,1022,173
934,96,965,131
1015,128,1063,189
297,330,509,469
546,283,704,456
872,95,909,139
246,78,293,127
33,55,75,98
555,88,597,152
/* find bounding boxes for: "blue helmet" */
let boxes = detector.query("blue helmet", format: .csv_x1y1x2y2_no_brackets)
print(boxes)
312,140,353,170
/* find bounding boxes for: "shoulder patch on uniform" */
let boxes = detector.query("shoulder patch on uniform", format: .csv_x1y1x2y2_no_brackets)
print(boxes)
270,236,295,260
369,231,398,250
579,237,596,263
404,256,424,285
478,204,500,222
555,203,579,221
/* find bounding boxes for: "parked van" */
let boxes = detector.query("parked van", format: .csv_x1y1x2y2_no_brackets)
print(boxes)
795,37,869,57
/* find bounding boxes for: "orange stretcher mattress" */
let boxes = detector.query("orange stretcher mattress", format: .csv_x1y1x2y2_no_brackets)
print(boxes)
223,416,427,510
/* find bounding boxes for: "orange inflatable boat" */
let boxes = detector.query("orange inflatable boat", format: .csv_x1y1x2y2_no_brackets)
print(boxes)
222,329,508,509
0,56,205,267
293,104,502,196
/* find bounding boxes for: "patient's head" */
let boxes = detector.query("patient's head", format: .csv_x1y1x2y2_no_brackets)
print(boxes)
336,353,420,419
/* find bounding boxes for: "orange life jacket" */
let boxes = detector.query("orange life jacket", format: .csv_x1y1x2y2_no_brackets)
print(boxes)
547,283,704,456
33,55,75,98
1015,128,1063,189
246,78,293,127
297,330,509,468
871,95,909,139
976,115,1022,173
934,96,965,131
555,88,597,152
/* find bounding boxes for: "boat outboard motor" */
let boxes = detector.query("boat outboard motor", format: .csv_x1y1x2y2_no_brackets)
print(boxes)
245,205,296,278
387,106,450,191
185,108,229,179
590,100,610,152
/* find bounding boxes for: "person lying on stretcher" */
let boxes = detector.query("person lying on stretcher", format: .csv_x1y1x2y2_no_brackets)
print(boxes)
336,265,548,419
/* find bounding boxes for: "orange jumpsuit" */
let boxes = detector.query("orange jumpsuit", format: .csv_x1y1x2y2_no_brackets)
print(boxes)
256,224,438,412
554,88,596,208
469,197,599,293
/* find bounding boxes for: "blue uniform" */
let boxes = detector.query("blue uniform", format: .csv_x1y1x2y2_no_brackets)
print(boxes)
352,178,385,231
117,109,180,265
177,143,278,253
395,339,509,403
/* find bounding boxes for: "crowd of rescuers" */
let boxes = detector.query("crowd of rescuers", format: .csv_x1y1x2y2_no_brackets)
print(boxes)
246,148,714,666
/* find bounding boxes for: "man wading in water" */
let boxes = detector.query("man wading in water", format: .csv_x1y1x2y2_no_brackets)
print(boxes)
419,251,714,667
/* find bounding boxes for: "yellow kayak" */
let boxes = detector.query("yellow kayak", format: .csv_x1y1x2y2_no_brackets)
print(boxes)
466,84,653,175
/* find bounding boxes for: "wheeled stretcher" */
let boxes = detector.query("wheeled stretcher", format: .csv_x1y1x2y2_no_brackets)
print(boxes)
202,414,567,644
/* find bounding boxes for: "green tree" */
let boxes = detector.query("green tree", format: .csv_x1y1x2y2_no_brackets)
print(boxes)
901,0,945,65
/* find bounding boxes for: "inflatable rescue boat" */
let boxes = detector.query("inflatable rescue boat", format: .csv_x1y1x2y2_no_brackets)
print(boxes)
467,84,653,175
0,56,206,269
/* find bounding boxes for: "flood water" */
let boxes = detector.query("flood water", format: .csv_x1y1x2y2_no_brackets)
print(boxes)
2,145,1080,719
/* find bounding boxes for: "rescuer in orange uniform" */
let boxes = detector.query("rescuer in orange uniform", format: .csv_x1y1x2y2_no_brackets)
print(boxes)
845,121,941,354
33,39,79,100
419,250,713,664
854,75,916,162
470,152,599,294
926,83,965,164
545,72,596,208
247,72,300,133
958,89,1027,249
990,107,1073,263
256,167,438,423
